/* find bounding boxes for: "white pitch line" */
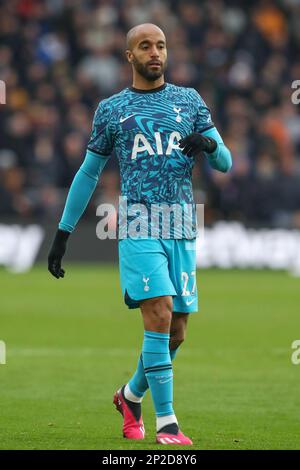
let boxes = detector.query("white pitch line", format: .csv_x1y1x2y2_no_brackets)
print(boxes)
8,347,138,357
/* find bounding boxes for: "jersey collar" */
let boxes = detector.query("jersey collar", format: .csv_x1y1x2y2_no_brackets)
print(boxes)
129,83,167,94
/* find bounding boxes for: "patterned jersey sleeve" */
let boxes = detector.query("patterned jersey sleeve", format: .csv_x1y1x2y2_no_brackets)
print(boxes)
192,89,215,134
87,100,114,156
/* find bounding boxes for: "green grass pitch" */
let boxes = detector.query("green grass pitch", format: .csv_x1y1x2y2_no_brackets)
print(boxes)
0,265,299,450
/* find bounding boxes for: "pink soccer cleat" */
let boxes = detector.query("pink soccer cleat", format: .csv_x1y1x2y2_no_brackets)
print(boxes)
156,430,193,445
113,386,145,440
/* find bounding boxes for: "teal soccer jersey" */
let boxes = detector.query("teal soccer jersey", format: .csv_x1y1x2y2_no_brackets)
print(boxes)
87,82,214,239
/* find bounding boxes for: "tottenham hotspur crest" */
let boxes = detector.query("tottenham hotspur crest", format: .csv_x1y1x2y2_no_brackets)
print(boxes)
173,106,182,123
143,275,150,292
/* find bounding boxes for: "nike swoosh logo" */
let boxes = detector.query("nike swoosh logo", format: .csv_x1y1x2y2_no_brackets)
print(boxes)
186,298,196,306
120,114,135,123
158,378,172,384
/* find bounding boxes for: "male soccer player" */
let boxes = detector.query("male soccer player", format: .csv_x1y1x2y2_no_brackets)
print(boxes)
48,23,232,445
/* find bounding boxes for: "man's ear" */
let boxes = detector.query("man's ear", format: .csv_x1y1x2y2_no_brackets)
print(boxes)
125,50,133,63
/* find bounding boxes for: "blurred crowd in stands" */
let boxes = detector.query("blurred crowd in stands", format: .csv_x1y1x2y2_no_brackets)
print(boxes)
1,0,300,228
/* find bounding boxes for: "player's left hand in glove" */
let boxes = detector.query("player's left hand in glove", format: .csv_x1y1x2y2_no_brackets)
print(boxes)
48,229,70,279
179,132,217,158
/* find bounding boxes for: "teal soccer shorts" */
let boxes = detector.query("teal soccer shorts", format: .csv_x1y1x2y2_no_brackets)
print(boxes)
119,238,198,313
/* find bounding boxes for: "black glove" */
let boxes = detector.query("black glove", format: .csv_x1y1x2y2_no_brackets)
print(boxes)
48,229,70,279
179,132,217,158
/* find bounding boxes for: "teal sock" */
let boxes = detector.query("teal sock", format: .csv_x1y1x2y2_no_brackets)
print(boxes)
142,330,174,417
128,347,179,398
128,354,147,398
170,347,178,361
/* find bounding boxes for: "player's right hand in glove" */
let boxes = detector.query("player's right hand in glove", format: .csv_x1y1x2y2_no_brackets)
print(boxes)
48,229,70,279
